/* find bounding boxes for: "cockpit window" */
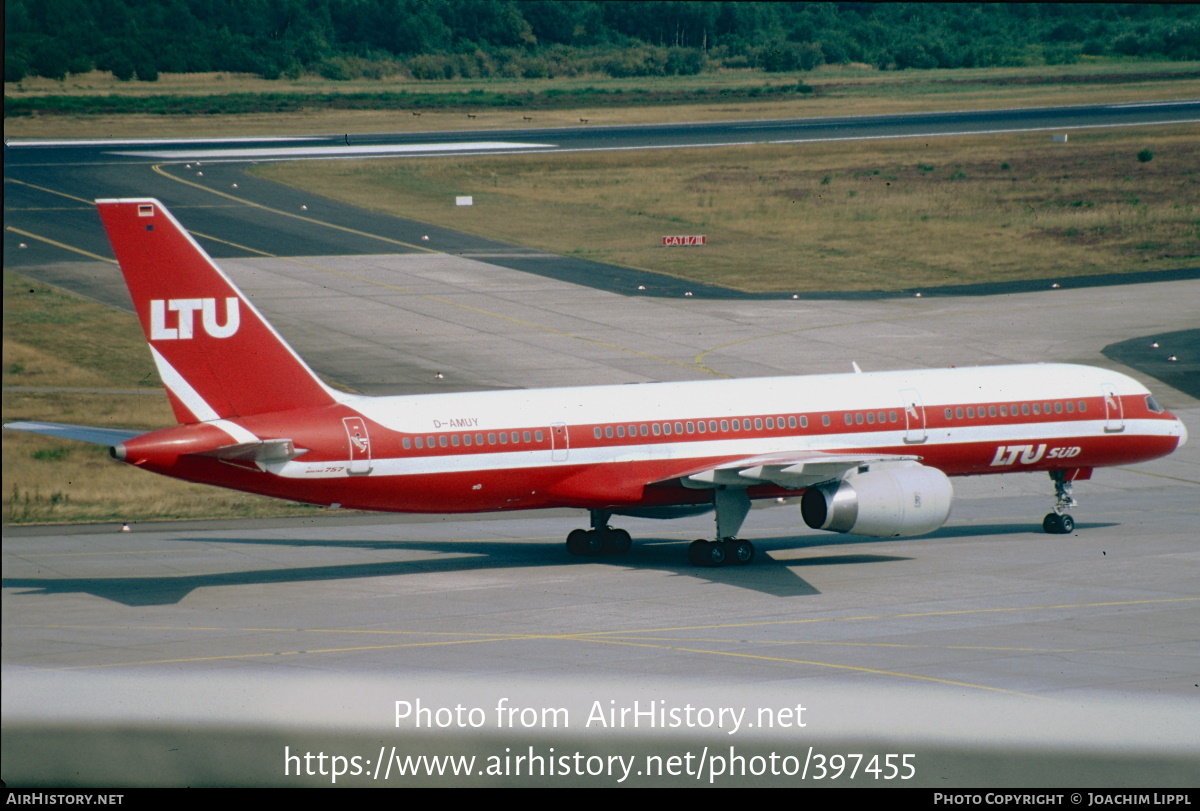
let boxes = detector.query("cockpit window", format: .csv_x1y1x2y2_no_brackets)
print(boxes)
1145,394,1165,413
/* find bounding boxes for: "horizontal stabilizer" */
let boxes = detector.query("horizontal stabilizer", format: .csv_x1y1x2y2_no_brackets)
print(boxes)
4,421,143,446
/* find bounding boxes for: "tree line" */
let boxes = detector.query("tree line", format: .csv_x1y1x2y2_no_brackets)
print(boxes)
6,1,1199,84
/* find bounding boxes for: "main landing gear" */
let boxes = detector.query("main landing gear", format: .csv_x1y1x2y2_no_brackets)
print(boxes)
687,537,755,567
565,510,632,557
1042,470,1078,534
688,487,756,567
565,488,759,567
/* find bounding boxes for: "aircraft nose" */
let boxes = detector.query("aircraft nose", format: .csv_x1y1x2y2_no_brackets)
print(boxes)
1178,416,1189,447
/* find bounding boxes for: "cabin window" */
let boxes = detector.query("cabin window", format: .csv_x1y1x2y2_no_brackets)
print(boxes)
451,435,460,447
652,423,661,436
686,422,695,434
944,408,953,419
753,418,762,430
788,416,797,429
709,420,718,432
605,426,613,438
663,423,672,436
822,415,831,427
800,416,808,428
675,422,684,434
499,433,508,445
1065,402,1074,414
1032,404,1040,415
488,433,496,444
999,406,1007,417
1022,404,1030,416
427,436,436,447
1079,401,1087,412
594,428,602,439
1054,402,1063,414
765,418,774,430
462,434,471,447
438,436,448,448
697,421,706,434
523,431,532,443
967,407,975,418
403,437,412,449
866,412,876,424
617,426,625,438
415,437,424,449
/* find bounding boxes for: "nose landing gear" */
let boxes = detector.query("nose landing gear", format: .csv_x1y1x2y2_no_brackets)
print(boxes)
1043,469,1080,534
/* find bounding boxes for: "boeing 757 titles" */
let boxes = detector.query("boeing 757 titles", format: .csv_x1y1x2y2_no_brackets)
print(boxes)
5,200,1188,566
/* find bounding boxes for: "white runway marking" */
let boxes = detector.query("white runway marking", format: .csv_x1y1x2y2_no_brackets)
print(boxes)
118,141,555,160
8,136,316,147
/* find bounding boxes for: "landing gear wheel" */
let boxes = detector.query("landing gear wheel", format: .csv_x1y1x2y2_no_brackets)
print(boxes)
724,538,755,566
606,528,632,555
688,539,726,567
1042,513,1074,534
583,530,605,555
566,529,590,556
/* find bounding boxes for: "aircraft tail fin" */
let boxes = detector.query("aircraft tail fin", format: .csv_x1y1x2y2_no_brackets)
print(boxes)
96,198,339,423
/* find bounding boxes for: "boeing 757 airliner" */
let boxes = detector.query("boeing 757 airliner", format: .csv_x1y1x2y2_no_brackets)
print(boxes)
6,200,1188,566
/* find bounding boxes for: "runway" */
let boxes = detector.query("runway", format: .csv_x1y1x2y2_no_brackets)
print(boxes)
3,106,1199,787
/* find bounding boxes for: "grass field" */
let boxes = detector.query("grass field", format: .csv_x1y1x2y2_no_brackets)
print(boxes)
254,127,1199,292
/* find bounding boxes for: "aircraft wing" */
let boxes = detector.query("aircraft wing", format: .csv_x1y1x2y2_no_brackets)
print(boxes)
666,451,924,490
4,421,144,446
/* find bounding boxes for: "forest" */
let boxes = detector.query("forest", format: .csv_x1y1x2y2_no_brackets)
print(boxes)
6,1,1200,84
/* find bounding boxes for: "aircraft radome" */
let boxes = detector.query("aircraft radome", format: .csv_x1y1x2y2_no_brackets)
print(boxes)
5,199,1188,567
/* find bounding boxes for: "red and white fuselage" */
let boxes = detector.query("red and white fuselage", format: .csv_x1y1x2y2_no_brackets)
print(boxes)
113,362,1186,516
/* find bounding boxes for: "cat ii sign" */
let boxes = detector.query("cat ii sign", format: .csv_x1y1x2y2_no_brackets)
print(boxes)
661,235,707,246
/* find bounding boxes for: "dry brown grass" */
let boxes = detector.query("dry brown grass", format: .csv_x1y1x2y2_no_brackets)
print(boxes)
255,127,1199,292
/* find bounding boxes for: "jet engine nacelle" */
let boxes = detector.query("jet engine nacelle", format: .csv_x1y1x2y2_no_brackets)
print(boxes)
800,462,953,537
